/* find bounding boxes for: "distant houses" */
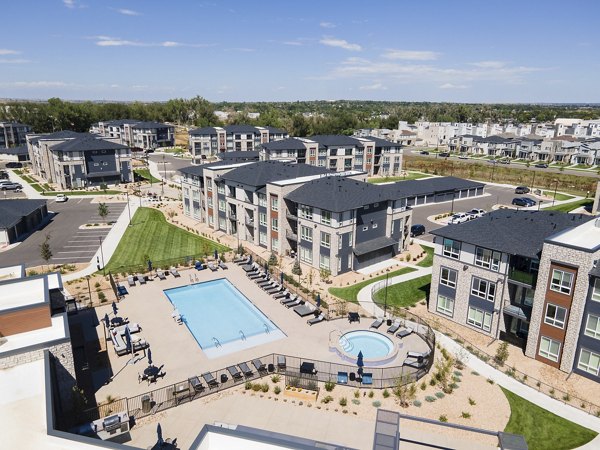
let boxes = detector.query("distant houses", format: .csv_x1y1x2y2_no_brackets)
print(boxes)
91,119,175,152
0,122,31,148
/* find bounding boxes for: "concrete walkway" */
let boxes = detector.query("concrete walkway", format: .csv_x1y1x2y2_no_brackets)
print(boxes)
8,169,45,199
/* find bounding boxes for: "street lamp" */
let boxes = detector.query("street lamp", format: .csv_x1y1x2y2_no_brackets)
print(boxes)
384,272,389,318
552,179,559,206
161,154,167,197
125,191,131,225
99,236,106,276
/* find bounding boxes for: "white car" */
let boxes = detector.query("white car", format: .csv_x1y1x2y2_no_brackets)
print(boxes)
55,194,68,202
467,208,486,219
449,212,470,224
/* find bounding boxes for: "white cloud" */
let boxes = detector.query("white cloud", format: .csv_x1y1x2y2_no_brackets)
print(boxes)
320,37,361,51
359,82,387,91
0,58,30,64
0,81,69,88
63,0,85,9
0,49,20,55
93,36,210,48
382,49,439,61
439,83,468,89
116,8,141,16
470,60,507,69
283,41,303,46
320,21,335,29
227,47,256,52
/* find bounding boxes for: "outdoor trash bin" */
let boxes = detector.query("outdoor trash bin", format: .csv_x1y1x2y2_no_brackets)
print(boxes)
387,319,392,326
141,395,151,413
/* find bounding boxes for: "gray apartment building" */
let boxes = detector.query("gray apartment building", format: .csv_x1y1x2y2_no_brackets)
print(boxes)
91,119,175,152
181,160,484,275
428,210,600,380
259,135,403,177
27,131,133,189
0,122,32,148
189,124,288,162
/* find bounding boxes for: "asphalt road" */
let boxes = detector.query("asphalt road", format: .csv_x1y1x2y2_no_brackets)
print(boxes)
147,153,193,182
2,198,125,268
407,149,600,179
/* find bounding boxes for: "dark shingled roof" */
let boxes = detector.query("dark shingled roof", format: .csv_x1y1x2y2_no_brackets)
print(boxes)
362,136,401,147
263,126,287,134
260,137,307,151
225,124,261,134
0,145,28,155
353,236,397,256
379,176,484,198
285,176,388,212
431,210,593,259
179,161,238,178
189,126,219,136
217,151,260,161
103,119,140,126
51,134,128,152
132,121,172,129
0,199,47,229
309,135,363,147
30,130,81,143
219,161,330,188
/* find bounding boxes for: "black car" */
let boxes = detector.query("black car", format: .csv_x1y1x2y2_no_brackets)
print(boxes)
511,198,528,207
534,163,548,168
5,162,23,168
0,170,8,180
410,224,426,237
420,150,429,155
438,152,450,158
522,197,537,206
515,186,530,194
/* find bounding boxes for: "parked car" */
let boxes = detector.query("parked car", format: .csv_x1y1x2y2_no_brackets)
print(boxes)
0,170,8,180
419,150,429,155
0,182,23,191
458,155,469,159
515,186,530,194
55,194,68,202
488,159,498,164
439,152,450,158
499,159,511,164
467,208,486,219
522,197,537,206
512,198,528,207
410,224,426,237
534,163,548,168
449,212,471,224
5,162,23,168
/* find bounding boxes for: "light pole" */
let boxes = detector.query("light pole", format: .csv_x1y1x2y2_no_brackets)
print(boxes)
99,236,106,276
450,192,456,214
552,180,559,206
161,154,166,197
384,273,389,318
538,200,543,211
125,191,131,225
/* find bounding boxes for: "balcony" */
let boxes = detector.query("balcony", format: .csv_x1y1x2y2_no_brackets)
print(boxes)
286,229,298,241
229,213,237,221
508,269,537,286
286,211,298,221
245,217,254,227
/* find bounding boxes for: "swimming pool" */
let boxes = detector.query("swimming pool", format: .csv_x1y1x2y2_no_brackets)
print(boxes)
164,278,284,356
330,330,399,366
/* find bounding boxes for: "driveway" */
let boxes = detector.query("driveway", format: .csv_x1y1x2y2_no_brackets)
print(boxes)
1,198,125,267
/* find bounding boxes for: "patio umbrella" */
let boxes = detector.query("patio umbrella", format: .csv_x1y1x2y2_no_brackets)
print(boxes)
147,347,153,366
357,350,364,370
157,423,164,447
112,301,118,316
280,271,284,285
316,293,321,308
147,260,153,272
124,325,132,354
103,313,110,328
249,254,253,264
214,249,218,260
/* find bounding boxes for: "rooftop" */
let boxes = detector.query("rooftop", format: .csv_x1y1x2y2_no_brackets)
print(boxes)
0,144,28,155
51,133,128,152
132,121,173,129
0,275,48,311
217,150,260,161
431,210,593,259
0,199,47,229
260,137,307,151
309,135,364,147
218,161,330,188
547,217,600,252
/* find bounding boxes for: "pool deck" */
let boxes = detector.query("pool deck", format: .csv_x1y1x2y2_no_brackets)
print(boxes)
92,263,429,401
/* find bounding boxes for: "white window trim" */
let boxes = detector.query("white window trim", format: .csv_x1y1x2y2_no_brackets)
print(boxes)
442,238,460,259
544,303,567,329
578,349,600,375
321,232,331,248
584,314,600,340
538,336,561,362
271,218,278,232
467,306,492,332
471,277,496,302
592,278,600,303
301,225,313,242
436,295,454,317
440,267,457,289
474,247,501,271
550,269,573,295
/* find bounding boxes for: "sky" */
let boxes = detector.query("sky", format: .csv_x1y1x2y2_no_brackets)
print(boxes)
0,0,599,103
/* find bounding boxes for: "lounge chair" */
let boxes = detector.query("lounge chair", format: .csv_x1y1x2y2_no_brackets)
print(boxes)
137,274,146,285
285,298,303,308
308,314,325,326
370,318,383,329
233,255,247,264
195,261,204,270
252,358,266,372
127,276,136,287
156,270,166,280
265,284,283,294
387,321,401,334
281,295,298,305
403,358,426,369
132,338,149,352
117,285,128,296
300,361,317,375
273,290,289,299
407,350,431,361
362,373,373,385
169,267,180,277
227,366,243,380
208,262,218,272
189,376,204,393
113,323,141,334
277,355,286,371
238,361,253,377
396,328,413,339
242,263,257,272
337,371,348,384
218,260,228,270
202,372,218,388
257,278,273,287
348,312,360,323
294,304,315,317
249,272,266,280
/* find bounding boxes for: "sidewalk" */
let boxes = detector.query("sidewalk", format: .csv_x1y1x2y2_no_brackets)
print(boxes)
8,169,45,199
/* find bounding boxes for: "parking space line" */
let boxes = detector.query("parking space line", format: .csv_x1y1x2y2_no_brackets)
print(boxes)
64,245,97,248
57,250,97,254
53,257,92,261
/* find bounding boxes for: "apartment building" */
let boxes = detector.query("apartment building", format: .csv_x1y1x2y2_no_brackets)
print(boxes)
189,125,288,162
427,210,600,378
0,122,31,148
259,135,403,177
181,160,484,275
27,131,133,189
91,119,174,151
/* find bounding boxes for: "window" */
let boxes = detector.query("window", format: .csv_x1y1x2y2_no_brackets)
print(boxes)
320,254,330,270
436,295,454,316
300,246,312,263
321,210,331,225
206,178,212,191
348,231,353,246
208,215,214,225
218,199,226,212
592,279,600,302
271,218,278,231
585,314,600,339
258,194,267,207
538,336,561,362
217,184,225,194
271,237,279,249
440,267,457,288
467,306,492,332
259,212,267,226
442,238,460,259
550,269,573,295
271,196,279,211
471,277,496,301
259,232,267,245
475,247,501,271
299,205,313,220
338,235,342,250
578,349,600,375
301,225,313,242
544,304,567,328
309,148,316,157
218,217,226,231
321,232,331,248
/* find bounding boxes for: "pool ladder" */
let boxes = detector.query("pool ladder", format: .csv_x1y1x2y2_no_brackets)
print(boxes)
212,337,222,348
239,330,246,341
263,323,270,334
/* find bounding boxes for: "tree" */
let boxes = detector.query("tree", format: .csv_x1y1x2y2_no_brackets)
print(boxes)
40,234,52,269
98,203,109,223
100,182,108,193
291,259,302,276
393,375,417,407
494,342,510,366
268,252,278,267
320,268,331,284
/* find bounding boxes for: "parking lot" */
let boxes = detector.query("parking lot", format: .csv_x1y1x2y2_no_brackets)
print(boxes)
1,198,126,267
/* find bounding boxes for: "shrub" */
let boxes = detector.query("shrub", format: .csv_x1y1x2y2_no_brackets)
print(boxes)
339,397,348,407
425,396,436,403
461,412,471,419
453,371,462,377
420,381,427,391
271,375,281,383
382,389,390,398
321,395,334,404
98,292,107,302
439,415,448,422
352,399,360,405
435,392,445,399
562,393,571,402
494,342,510,366
307,381,318,391
429,379,436,386
487,379,494,385
368,390,374,398
288,377,300,388
372,401,382,407
468,397,476,406
245,382,253,390
261,383,269,393
452,376,461,383
252,383,262,392
413,400,422,407
471,371,479,376
274,386,281,395
324,381,335,392
94,282,101,288
449,383,459,390
354,390,360,399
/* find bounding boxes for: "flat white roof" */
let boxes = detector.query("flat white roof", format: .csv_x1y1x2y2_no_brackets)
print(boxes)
196,431,288,450
548,218,600,251
0,276,47,311
46,272,62,291
0,314,68,355
271,170,365,187
0,264,25,281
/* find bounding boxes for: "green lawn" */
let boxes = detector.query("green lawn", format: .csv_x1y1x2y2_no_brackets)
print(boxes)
544,199,592,213
541,191,574,201
416,246,434,267
368,172,431,183
373,274,431,308
134,168,161,184
328,267,416,303
501,387,597,450
105,207,229,273
41,190,121,196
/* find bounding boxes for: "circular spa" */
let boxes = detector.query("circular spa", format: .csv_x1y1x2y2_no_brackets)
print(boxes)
330,330,400,366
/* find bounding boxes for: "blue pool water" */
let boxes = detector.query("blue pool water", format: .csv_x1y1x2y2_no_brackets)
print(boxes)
164,279,280,350
339,330,394,358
